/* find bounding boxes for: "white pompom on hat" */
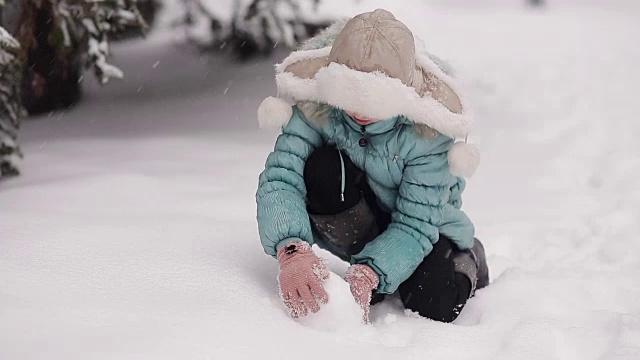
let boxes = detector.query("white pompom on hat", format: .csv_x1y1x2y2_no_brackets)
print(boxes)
258,96,293,129
448,140,480,178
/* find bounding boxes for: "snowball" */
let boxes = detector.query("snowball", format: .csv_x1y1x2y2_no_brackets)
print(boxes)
296,272,364,331
383,313,397,325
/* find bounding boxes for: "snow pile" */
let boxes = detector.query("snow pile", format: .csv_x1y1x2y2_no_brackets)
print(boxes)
296,272,363,331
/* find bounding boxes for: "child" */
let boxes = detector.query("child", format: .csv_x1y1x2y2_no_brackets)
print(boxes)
256,9,488,323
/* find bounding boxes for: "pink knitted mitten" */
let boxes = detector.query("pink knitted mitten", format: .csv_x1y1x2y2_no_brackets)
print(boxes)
277,241,330,318
345,264,380,323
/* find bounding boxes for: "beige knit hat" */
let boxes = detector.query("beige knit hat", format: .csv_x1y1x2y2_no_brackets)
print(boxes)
258,9,479,177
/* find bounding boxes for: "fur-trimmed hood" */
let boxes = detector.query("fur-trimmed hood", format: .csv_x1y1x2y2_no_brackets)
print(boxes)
258,9,479,177
274,9,473,139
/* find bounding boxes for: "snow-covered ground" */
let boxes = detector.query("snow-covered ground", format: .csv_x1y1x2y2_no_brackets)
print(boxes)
2,2,640,359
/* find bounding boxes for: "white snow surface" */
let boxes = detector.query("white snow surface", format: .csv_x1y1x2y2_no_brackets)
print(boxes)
2,2,640,359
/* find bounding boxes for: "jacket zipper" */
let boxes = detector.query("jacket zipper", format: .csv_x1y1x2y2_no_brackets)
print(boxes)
360,125,368,175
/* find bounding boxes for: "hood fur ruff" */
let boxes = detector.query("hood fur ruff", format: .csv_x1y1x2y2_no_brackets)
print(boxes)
272,16,474,139
258,10,480,177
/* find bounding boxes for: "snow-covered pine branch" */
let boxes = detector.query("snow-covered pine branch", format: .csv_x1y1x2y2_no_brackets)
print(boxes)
57,0,149,84
183,0,330,59
0,26,24,177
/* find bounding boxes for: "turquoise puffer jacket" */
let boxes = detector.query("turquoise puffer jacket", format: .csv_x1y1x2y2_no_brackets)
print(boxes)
256,105,475,294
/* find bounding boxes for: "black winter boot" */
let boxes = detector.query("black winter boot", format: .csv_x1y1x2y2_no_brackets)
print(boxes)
397,236,490,323
453,238,490,296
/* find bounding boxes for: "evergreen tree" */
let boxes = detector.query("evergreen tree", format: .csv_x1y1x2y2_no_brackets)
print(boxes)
0,0,149,177
0,25,23,178
17,0,149,113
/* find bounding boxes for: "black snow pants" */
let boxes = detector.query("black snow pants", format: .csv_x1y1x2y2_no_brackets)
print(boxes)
304,145,489,323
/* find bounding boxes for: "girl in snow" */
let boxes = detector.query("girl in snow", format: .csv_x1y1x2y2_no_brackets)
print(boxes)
256,9,489,323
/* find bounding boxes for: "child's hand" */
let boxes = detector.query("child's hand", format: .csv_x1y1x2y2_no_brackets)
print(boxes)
277,241,330,318
345,264,380,323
